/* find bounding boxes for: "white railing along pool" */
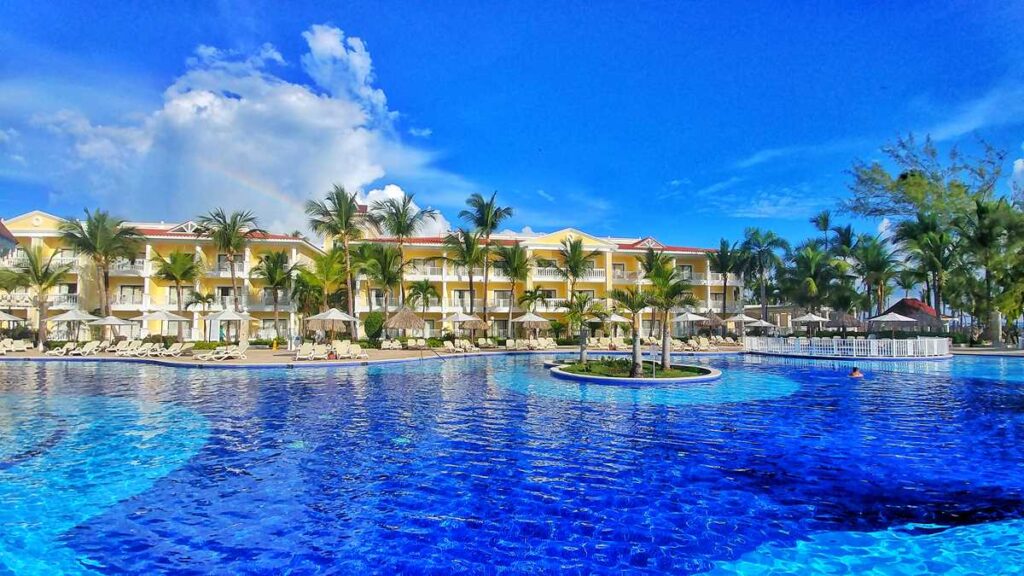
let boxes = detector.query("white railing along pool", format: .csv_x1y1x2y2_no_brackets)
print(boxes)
743,336,950,359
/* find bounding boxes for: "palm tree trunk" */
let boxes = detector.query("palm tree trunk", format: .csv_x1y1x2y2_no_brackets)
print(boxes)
759,269,768,321
176,283,184,342
398,243,406,303
482,236,490,334
229,253,240,312
507,281,516,339
273,292,280,341
721,277,728,336
631,316,642,377
344,237,357,337
661,308,671,370
101,266,110,316
37,298,48,351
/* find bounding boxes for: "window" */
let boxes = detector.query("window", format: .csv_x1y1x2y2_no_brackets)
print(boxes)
216,254,243,271
370,289,386,307
710,293,724,303
493,319,509,338
168,286,196,305
677,264,693,279
261,287,286,304
493,290,512,306
539,289,556,300
612,263,626,278
117,285,144,305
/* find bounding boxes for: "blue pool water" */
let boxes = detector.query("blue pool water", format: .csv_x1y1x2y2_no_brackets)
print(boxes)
1,353,1024,574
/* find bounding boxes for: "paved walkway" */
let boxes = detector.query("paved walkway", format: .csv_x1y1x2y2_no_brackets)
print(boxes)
951,346,1024,357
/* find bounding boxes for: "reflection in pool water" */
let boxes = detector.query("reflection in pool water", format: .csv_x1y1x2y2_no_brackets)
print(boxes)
1,354,1023,574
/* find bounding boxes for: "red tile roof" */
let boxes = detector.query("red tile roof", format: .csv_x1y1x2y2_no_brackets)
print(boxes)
0,220,15,250
885,297,939,318
367,235,713,252
135,227,300,241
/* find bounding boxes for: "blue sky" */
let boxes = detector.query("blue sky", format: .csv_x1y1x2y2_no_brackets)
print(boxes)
2,1,1023,247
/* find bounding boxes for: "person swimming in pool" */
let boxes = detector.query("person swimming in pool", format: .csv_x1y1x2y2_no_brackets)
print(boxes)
849,367,864,378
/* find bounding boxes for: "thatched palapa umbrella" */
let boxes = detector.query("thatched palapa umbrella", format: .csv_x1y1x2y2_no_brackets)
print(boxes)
512,311,550,339
384,307,425,338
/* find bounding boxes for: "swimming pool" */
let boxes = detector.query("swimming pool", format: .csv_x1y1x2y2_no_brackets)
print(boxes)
1,353,1023,574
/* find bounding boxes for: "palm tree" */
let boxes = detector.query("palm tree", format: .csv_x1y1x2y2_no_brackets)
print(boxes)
742,228,790,321
830,224,857,258
636,247,674,336
851,235,900,315
194,209,266,312
251,251,297,340
363,244,406,325
437,229,487,314
0,268,28,315
517,288,548,313
707,239,746,324
296,247,347,313
407,279,440,315
895,269,920,299
151,251,203,341
610,287,652,377
810,210,833,252
648,267,697,370
560,292,606,363
59,209,142,316
491,241,533,333
955,198,1010,329
369,194,437,301
543,237,600,304
186,291,216,341
460,192,513,328
15,247,72,349
306,185,368,335
780,245,835,313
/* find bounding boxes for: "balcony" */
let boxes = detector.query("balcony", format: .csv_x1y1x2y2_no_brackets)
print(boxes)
0,292,33,308
212,295,247,310
611,269,640,283
706,272,743,286
48,293,80,309
487,298,519,312
110,294,145,310
578,268,606,282
110,259,145,275
449,298,484,313
247,293,294,311
208,263,245,278
531,267,563,280
0,256,28,269
406,265,444,279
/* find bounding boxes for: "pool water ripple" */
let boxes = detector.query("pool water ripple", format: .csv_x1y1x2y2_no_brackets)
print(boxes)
1,354,1024,573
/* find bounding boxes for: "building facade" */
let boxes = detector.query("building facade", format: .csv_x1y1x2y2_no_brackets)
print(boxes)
351,227,743,338
0,211,322,340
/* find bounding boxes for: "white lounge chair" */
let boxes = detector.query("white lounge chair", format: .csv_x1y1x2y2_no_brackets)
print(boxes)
69,341,100,356
46,342,76,356
310,344,329,360
348,344,368,359
164,342,194,357
195,346,226,361
214,342,248,360
294,343,314,361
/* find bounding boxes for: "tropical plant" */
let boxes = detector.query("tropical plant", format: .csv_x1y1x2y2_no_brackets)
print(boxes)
492,241,533,330
369,193,437,300
851,235,900,315
708,239,746,322
549,319,566,340
517,288,549,313
186,291,216,341
151,250,203,341
609,287,652,377
648,267,697,370
250,251,297,340
407,279,440,315
559,292,607,363
955,197,1012,330
59,209,142,315
810,210,833,252
363,244,406,325
437,229,487,314
460,192,513,327
636,247,673,336
15,247,72,349
543,237,600,305
194,209,266,311
306,185,367,334
780,245,836,313
742,228,790,320
295,247,346,314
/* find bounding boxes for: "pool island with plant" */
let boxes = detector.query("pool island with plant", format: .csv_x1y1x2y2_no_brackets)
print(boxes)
550,356,723,384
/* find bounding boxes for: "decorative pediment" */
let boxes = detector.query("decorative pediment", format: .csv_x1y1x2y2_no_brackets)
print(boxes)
168,220,201,234
526,228,615,248
633,237,664,249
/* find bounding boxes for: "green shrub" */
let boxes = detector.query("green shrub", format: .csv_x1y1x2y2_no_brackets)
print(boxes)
363,311,384,341
1,325,36,341
192,341,227,350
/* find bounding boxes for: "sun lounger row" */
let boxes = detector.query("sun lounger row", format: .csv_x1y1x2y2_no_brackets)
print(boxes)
293,341,368,361
505,338,558,350
441,339,479,353
0,338,32,354
586,337,629,350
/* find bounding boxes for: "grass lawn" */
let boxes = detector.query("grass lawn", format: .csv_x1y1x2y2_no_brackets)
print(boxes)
561,358,709,379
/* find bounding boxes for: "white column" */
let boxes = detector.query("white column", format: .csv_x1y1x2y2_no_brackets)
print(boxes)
440,250,449,319
143,243,153,312
242,247,252,311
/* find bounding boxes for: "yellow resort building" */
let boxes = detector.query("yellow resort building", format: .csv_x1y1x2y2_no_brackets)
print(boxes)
0,210,322,341
1,209,743,341
348,227,744,338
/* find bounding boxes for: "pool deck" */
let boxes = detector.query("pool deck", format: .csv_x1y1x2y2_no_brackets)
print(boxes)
1,346,745,368
951,347,1024,357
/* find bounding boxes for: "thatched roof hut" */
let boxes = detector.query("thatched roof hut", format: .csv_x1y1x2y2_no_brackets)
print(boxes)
880,298,943,331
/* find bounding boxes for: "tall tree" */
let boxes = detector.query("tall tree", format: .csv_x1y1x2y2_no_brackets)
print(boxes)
15,247,72,349
186,292,216,341
296,247,346,314
194,209,266,312
59,209,142,315
636,247,673,337
517,288,549,313
369,194,437,301
363,244,406,326
250,251,297,341
648,267,697,370
459,192,513,330
742,228,790,321
491,241,533,334
780,245,835,313
151,251,203,341
437,229,487,315
851,235,900,315
407,279,440,316
609,287,652,377
544,237,600,305
955,197,1011,329
559,292,606,364
306,185,368,336
810,210,833,252
707,239,746,321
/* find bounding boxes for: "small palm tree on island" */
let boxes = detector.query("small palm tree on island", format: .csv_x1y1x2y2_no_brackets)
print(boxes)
610,287,653,377
636,247,673,337
560,292,606,364
649,267,697,371
152,250,203,342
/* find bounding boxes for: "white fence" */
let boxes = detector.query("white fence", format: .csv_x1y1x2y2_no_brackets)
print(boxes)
744,336,950,359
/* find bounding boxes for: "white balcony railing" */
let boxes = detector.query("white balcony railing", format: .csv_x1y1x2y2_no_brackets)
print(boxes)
0,292,33,307
48,293,79,307
110,259,145,274
743,336,950,359
209,263,245,276
111,294,144,306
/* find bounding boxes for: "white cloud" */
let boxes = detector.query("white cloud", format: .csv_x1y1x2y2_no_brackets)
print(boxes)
408,127,432,138
927,82,1024,141
691,181,836,220
877,217,893,238
362,183,451,236
535,188,554,202
14,24,473,234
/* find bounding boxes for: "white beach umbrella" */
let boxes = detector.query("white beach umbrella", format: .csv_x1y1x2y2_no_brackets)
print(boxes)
673,311,709,323
747,319,776,328
512,312,550,325
89,315,136,338
444,311,481,324
207,309,251,342
726,314,759,324
605,313,631,323
0,310,24,324
306,308,360,332
793,312,830,323
867,312,917,324
47,309,100,342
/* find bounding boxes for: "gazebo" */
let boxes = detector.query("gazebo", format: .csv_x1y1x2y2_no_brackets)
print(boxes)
384,307,425,338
